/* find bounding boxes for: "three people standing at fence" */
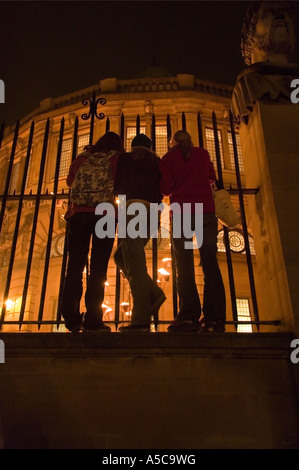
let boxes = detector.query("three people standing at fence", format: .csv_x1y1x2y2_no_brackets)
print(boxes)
61,131,124,332
113,134,166,332
159,130,226,332
62,128,225,334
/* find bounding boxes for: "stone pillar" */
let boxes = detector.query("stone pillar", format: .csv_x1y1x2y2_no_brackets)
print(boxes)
233,77,299,335
232,0,299,334
243,101,299,333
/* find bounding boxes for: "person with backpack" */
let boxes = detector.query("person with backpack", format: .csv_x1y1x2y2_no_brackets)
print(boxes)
61,131,124,332
114,134,166,332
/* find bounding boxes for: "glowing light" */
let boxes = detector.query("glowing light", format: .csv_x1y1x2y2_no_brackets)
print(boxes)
158,268,170,276
102,303,112,313
5,299,14,311
121,301,130,314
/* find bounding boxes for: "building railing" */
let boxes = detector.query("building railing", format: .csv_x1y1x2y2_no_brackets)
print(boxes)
0,91,280,331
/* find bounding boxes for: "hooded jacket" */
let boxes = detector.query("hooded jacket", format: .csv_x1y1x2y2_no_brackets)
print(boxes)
159,146,216,213
114,146,162,204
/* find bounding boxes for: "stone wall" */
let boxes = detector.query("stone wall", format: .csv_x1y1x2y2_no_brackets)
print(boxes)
0,332,298,449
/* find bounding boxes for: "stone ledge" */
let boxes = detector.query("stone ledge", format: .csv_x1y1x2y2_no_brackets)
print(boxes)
0,332,295,359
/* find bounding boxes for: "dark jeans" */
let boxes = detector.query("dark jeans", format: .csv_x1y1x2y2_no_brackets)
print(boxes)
114,206,163,325
61,212,115,329
172,213,226,322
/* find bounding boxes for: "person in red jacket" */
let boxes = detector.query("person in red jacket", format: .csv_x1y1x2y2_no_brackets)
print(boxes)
61,132,124,332
159,130,226,332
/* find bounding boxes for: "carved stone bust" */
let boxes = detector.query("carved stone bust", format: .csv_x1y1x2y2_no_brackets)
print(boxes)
232,1,299,122
241,0,295,66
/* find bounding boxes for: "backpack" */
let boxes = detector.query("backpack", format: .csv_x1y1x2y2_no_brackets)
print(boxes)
70,151,115,206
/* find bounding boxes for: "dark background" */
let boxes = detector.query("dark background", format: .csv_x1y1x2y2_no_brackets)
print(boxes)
0,0,298,126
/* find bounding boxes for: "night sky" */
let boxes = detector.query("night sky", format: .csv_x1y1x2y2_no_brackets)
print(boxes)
0,0,299,126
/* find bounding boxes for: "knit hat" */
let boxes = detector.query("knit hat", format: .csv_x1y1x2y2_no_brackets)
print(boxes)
131,134,152,150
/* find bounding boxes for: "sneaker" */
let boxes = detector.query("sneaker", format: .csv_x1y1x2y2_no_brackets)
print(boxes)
167,319,199,333
83,321,111,333
118,324,150,333
198,318,225,332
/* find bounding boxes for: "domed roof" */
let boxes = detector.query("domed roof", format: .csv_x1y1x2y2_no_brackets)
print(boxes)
135,60,173,78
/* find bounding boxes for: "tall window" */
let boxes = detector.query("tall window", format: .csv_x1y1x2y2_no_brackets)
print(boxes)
155,126,168,157
205,127,224,170
126,126,146,151
59,138,72,178
78,133,90,154
9,162,20,194
228,131,244,173
236,298,252,333
25,149,33,189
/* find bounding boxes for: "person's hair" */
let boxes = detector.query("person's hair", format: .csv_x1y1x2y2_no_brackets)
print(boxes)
171,130,194,160
85,132,124,153
131,133,152,150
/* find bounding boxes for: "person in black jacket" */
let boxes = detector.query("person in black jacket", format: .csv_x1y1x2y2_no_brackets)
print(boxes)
114,134,166,332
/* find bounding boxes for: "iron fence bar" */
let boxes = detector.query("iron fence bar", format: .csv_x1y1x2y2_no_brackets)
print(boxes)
18,119,50,327
165,117,178,319
87,92,95,146
166,114,171,144
0,121,35,328
0,121,4,149
212,111,238,328
182,112,186,131
228,188,259,195
197,113,204,148
136,114,140,135
151,113,159,327
151,113,156,151
229,111,259,327
57,116,79,328
71,116,79,162
120,114,125,148
0,188,260,201
0,121,20,234
38,118,65,328
114,114,125,328
114,247,121,329
170,231,178,319
56,222,69,329
85,256,89,284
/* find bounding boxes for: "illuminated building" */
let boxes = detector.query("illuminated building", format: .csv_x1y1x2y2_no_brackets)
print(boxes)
0,70,261,332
